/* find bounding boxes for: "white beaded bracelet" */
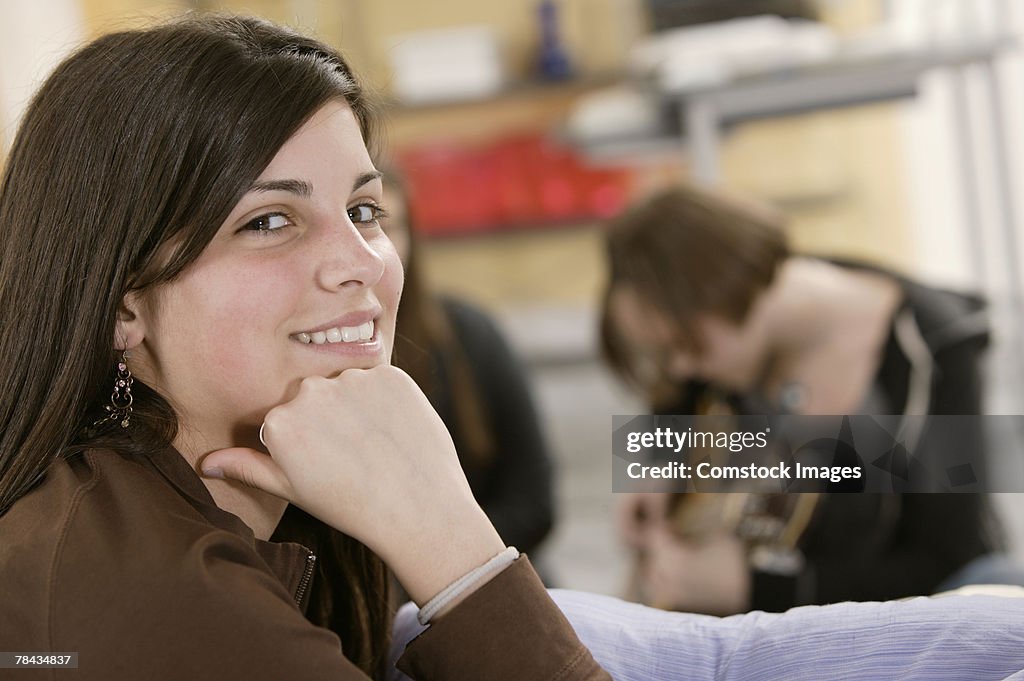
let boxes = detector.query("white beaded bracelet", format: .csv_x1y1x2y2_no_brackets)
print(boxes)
417,546,520,625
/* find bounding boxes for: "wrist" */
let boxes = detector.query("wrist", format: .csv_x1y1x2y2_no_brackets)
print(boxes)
383,505,505,605
417,546,520,624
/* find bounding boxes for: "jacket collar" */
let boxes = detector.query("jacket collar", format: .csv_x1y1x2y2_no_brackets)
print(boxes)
140,442,316,612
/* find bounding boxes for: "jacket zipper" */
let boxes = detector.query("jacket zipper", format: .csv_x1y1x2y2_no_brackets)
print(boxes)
295,551,317,607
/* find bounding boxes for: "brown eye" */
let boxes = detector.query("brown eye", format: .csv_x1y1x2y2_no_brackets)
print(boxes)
347,204,386,225
243,212,292,234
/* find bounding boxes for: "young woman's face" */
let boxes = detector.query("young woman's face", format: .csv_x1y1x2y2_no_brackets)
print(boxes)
128,101,403,438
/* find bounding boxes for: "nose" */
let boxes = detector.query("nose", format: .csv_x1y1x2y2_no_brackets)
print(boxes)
314,217,386,291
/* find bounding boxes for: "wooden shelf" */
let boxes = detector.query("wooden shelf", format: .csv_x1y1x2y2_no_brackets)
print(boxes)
384,77,618,148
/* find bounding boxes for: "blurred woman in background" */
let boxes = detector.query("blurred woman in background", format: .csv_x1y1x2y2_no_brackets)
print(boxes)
601,184,1006,614
382,174,555,561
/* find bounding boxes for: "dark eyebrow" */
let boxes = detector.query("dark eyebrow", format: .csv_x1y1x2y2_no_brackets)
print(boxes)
247,179,313,197
246,171,381,197
353,170,383,192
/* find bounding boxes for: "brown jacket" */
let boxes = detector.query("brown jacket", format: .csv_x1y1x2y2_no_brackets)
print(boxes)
0,445,610,680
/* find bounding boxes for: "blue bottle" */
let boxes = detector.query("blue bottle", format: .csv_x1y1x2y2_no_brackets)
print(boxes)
538,0,573,81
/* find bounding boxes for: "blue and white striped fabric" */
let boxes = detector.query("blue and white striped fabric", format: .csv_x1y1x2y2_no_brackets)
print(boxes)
390,589,1024,680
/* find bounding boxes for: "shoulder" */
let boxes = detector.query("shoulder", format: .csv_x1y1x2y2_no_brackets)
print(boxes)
50,448,291,606
1,450,353,678
50,448,221,563
0,449,201,580
439,296,525,374
0,451,189,646
440,295,505,341
828,258,989,358
1,448,237,611
900,281,989,354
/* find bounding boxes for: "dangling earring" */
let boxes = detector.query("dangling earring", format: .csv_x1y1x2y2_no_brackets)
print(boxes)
96,351,134,429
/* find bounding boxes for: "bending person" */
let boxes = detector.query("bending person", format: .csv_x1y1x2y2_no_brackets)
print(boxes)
601,185,1006,614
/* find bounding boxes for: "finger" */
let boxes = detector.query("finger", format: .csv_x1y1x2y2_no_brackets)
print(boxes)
200,447,293,499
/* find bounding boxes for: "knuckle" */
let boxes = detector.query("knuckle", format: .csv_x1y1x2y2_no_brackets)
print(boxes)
263,407,282,427
386,365,417,391
262,407,286,435
294,375,334,405
238,466,260,489
301,375,330,392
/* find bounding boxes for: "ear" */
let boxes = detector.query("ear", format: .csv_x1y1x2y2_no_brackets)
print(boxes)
114,290,147,351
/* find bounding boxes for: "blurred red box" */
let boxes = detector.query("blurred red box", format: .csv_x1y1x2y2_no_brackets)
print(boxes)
398,132,629,236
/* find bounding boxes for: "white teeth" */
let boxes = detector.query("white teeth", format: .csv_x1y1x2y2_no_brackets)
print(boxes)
297,320,375,345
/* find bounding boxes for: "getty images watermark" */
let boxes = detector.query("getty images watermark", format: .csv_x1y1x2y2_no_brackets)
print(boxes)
612,414,1024,493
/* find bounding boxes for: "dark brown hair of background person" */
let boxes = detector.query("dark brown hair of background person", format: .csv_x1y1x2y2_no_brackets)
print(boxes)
600,185,788,407
0,16,390,678
386,175,495,469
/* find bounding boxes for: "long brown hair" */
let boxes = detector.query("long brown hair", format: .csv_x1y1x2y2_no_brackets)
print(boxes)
600,185,789,404
0,15,390,677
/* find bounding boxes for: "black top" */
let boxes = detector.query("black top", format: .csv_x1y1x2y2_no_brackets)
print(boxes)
668,262,1004,611
425,297,555,557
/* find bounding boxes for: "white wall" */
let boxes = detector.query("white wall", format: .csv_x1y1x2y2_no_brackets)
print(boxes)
0,0,85,152
900,0,1023,291
898,0,1024,416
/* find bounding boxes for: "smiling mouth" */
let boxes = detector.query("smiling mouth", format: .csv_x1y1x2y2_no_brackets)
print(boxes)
294,320,374,345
